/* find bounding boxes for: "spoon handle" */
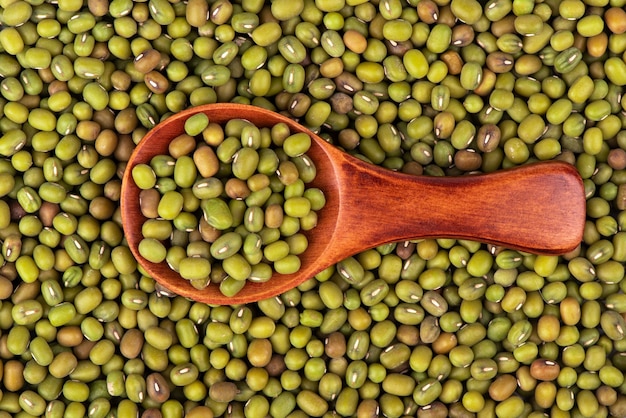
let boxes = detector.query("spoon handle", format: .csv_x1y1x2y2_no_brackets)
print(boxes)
332,158,585,257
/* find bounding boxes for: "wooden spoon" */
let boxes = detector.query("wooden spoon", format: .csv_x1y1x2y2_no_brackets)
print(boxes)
121,103,585,305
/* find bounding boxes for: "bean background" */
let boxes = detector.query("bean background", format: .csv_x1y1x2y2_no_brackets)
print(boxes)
0,0,626,416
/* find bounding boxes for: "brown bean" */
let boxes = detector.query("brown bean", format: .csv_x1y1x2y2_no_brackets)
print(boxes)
92,42,111,60
606,7,626,34
38,68,55,83
476,124,501,152
265,354,287,376
491,15,516,37
225,178,251,200
73,339,96,360
145,71,170,94
39,202,60,226
112,70,132,91
454,149,482,171
587,33,608,58
451,24,474,47
56,326,84,347
608,149,626,170
142,409,163,418
12,282,39,303
417,402,448,418
343,30,367,54
157,54,170,73
396,241,416,260
0,335,9,359
19,94,40,109
0,276,13,300
0,264,16,281
48,80,69,95
325,331,346,358
440,51,463,75
589,60,605,79
417,0,439,24
397,324,420,346
610,396,626,417
357,399,380,418
335,71,363,95
474,68,496,96
573,32,586,52
134,49,161,74
199,217,221,242
402,161,424,176
486,52,514,73
437,4,456,27
330,93,353,115
186,406,214,418
139,189,160,219
419,316,440,344
114,169,130,192
530,358,561,381
489,374,518,401
385,39,413,56
169,134,196,158
597,386,617,407
147,372,171,403
288,93,311,117
432,332,457,354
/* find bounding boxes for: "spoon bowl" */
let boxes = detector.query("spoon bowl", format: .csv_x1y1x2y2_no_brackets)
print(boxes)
121,104,586,305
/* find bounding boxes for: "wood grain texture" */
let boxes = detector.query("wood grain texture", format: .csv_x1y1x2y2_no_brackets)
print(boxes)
121,103,586,305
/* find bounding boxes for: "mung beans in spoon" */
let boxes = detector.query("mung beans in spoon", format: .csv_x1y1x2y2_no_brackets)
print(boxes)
121,104,586,304
129,110,325,297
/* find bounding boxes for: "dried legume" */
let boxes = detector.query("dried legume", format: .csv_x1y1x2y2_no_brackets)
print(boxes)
0,0,624,416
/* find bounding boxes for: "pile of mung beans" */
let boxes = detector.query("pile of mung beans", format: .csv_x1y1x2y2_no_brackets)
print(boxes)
2,0,626,416
131,113,325,296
